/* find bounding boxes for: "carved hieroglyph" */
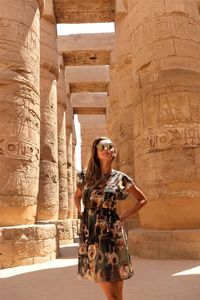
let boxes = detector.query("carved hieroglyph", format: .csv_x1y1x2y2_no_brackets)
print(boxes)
129,0,200,229
0,0,42,225
37,12,59,221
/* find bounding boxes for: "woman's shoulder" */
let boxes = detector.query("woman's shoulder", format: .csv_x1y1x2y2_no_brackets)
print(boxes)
112,169,134,186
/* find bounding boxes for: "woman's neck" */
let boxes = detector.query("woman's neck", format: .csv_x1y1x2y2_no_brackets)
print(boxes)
100,161,112,175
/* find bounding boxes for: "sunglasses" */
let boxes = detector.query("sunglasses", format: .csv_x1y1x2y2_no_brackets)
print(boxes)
96,142,114,151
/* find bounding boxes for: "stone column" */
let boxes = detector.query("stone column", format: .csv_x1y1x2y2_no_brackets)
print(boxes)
115,4,138,229
57,55,68,220
115,6,134,178
128,0,200,258
107,50,120,170
72,125,78,219
0,0,43,226
37,2,59,221
66,95,74,219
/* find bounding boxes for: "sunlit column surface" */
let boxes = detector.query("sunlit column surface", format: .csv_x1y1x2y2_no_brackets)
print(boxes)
129,0,200,230
0,0,43,225
37,2,59,221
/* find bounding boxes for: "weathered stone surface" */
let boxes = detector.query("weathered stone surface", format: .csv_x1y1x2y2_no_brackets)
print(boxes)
72,126,78,219
107,50,120,170
0,0,41,225
58,33,115,66
72,93,107,115
129,0,200,230
53,0,115,23
37,12,59,221
57,219,73,245
37,0,45,14
66,66,110,93
66,94,75,219
128,228,200,259
43,0,56,23
115,10,134,179
115,0,127,21
0,224,58,269
58,55,68,220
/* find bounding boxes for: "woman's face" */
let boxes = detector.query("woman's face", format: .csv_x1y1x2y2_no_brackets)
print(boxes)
96,139,115,162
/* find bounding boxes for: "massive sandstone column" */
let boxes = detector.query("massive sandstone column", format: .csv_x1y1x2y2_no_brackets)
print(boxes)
114,2,139,229
115,0,134,178
107,50,120,171
128,0,200,258
57,55,68,220
0,0,43,225
72,125,78,219
66,93,74,219
37,2,59,221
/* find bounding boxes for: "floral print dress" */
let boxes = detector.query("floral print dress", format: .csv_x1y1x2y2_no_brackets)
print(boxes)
77,169,134,282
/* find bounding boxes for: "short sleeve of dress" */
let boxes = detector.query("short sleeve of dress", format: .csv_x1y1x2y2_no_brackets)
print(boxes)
121,173,134,191
76,170,85,191
117,172,134,200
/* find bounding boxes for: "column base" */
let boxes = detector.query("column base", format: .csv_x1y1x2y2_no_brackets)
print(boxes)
57,219,80,245
128,228,200,259
37,219,80,245
0,224,58,269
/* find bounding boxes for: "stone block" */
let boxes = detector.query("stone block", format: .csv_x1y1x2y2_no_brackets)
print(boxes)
133,39,175,72
36,224,56,240
128,228,200,259
13,240,45,260
160,56,200,73
57,220,74,244
0,224,59,269
0,241,13,263
12,258,34,268
165,0,200,20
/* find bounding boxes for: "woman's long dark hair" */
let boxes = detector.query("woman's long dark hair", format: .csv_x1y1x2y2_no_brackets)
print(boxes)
85,137,116,186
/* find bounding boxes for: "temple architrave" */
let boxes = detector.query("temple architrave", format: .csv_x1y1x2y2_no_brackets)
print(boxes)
1,0,200,269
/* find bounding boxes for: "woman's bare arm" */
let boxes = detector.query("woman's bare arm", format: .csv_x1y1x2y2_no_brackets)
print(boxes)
74,187,82,215
120,184,148,222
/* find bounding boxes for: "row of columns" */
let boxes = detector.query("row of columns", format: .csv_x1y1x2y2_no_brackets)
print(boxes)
0,0,77,227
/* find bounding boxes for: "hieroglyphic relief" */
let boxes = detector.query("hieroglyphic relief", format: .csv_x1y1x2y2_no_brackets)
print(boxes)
150,80,200,126
16,98,39,140
135,125,200,155
0,139,39,161
131,14,199,54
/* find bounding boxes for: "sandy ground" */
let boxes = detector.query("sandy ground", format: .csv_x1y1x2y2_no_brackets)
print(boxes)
0,243,200,300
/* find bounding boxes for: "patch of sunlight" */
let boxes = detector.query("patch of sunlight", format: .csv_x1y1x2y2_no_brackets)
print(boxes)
172,266,200,276
0,258,78,279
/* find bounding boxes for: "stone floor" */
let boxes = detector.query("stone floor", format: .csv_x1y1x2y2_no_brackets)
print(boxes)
0,243,200,300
